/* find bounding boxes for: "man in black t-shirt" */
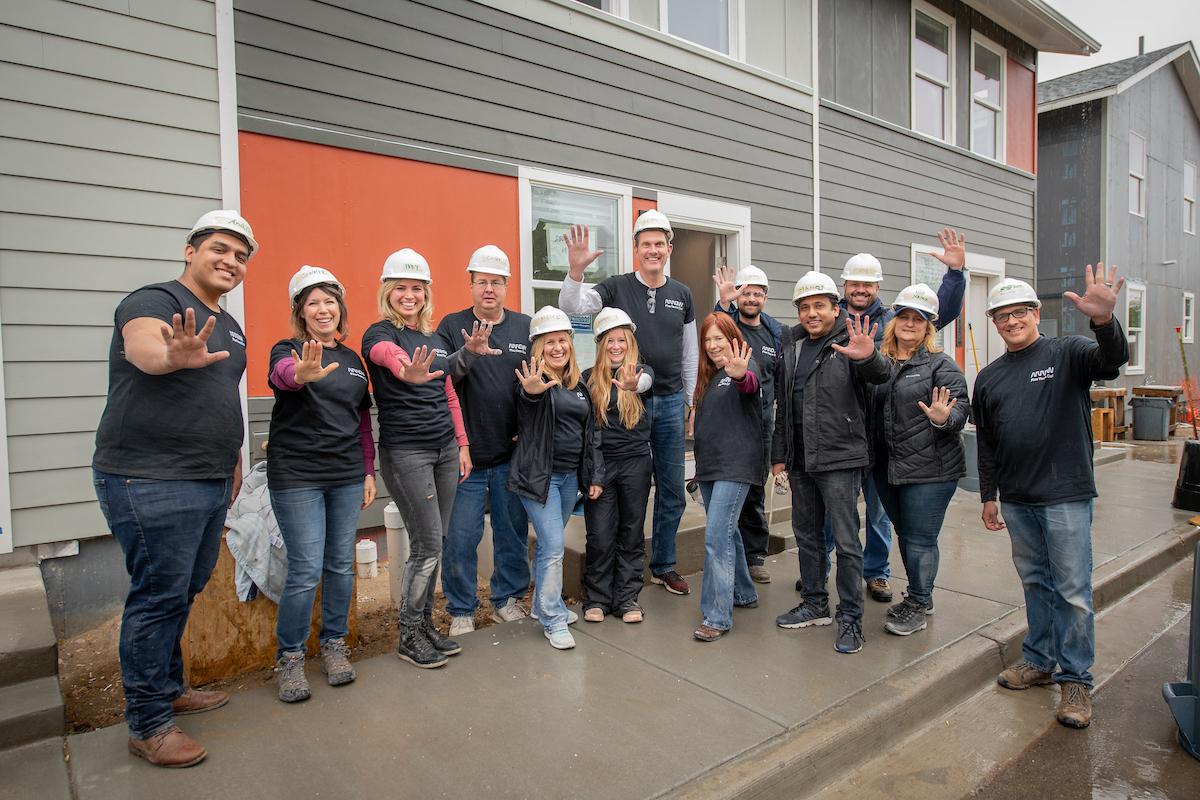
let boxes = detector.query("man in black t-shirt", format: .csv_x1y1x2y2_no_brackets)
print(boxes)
559,210,697,596
973,268,1128,731
436,246,534,636
92,211,256,768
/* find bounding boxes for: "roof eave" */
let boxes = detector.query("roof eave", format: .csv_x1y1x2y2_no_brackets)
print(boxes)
962,0,1100,55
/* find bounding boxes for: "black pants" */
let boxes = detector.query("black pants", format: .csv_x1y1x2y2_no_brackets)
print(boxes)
790,466,864,622
738,410,774,566
583,454,652,613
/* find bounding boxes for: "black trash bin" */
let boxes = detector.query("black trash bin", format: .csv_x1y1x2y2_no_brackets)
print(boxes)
1131,396,1174,440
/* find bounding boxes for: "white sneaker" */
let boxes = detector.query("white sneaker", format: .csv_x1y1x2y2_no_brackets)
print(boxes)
448,615,475,637
544,628,576,650
531,608,578,625
491,598,529,624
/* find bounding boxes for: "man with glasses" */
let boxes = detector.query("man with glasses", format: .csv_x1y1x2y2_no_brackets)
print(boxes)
559,210,698,596
437,245,533,635
972,267,1127,730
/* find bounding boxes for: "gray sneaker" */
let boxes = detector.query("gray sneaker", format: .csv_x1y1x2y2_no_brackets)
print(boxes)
449,615,475,637
276,651,310,703
320,638,356,686
883,601,927,636
492,598,529,624
887,593,935,617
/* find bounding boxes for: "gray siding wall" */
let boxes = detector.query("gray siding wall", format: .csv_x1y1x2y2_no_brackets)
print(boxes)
0,0,223,547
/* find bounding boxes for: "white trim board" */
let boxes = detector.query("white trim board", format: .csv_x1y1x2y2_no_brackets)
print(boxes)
656,192,752,276
0,303,11,556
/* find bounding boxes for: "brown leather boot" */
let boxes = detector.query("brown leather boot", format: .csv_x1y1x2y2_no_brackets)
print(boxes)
171,688,230,716
128,726,207,768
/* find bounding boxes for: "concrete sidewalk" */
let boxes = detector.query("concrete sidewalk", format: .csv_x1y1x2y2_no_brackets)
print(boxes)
28,443,1200,800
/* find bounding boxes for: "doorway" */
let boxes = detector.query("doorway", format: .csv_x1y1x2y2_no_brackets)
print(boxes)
964,272,1006,394
669,228,725,319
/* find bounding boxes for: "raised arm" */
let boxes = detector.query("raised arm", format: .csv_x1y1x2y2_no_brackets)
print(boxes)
559,224,605,315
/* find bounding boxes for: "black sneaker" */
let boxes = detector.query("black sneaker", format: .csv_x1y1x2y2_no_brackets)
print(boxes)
397,625,448,669
834,619,864,654
883,600,928,636
775,603,832,629
887,593,935,618
422,613,462,656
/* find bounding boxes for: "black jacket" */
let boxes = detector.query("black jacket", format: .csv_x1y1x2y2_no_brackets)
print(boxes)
771,316,890,473
874,348,970,485
507,381,604,504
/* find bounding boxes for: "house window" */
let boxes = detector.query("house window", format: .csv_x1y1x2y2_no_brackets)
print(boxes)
970,35,1005,160
1126,282,1146,374
1183,292,1195,344
665,0,735,56
1185,161,1197,235
1129,132,1147,216
912,3,954,143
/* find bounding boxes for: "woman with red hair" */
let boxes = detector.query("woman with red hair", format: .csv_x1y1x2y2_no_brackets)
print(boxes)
691,313,765,642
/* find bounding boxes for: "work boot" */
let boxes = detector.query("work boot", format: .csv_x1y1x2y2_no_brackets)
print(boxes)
748,564,772,584
275,650,310,703
128,725,206,768
866,577,893,602
320,637,356,686
397,623,447,669
423,610,462,656
997,661,1055,690
171,687,229,716
1056,681,1093,728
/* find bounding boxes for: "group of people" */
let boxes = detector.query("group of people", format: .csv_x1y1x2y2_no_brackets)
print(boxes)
92,208,1127,767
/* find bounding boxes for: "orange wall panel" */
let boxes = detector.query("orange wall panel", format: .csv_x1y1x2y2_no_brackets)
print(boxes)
1006,59,1037,174
238,133,519,396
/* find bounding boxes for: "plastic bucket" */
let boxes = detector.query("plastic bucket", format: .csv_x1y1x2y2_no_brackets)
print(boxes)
1131,396,1173,441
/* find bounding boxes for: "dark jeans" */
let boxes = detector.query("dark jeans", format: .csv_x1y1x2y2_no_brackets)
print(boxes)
871,467,957,608
93,470,231,739
789,467,864,622
738,409,774,566
645,390,687,575
583,454,651,613
379,442,458,627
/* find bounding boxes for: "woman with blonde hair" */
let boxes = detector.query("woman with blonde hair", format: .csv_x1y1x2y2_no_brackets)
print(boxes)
870,284,969,636
361,248,498,668
508,307,604,650
581,308,654,623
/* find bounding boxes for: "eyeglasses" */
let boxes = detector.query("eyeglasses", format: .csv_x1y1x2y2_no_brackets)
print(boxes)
646,288,656,314
471,279,506,289
991,306,1035,325
740,290,766,300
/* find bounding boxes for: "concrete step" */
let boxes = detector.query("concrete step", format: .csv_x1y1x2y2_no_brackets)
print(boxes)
0,738,72,800
0,566,58,688
0,676,65,750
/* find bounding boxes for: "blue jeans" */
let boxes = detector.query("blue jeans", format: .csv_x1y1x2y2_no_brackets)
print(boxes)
271,481,363,657
1002,499,1096,687
520,472,578,633
823,472,892,580
699,481,757,630
872,470,957,608
645,391,687,575
443,461,530,617
93,470,231,740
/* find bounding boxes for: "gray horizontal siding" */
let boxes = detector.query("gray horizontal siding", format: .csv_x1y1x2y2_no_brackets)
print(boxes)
0,0,223,547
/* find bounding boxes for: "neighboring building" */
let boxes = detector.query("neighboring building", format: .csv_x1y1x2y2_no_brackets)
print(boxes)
1037,42,1200,390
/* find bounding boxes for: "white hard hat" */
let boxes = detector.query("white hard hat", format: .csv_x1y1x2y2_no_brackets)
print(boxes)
986,278,1041,316
466,244,510,277
288,265,343,303
892,283,939,322
792,271,840,304
529,306,574,340
381,248,432,283
633,209,673,242
593,307,636,341
841,253,883,283
735,265,769,289
188,210,257,256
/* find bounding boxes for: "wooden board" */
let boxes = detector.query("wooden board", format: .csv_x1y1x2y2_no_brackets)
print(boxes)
181,531,358,686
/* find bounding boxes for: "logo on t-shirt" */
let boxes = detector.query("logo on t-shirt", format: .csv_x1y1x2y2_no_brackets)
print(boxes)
664,298,685,312
575,391,586,400
347,367,368,382
718,376,732,387
760,345,777,359
228,331,246,348
433,348,448,358
509,343,528,355
1030,366,1055,383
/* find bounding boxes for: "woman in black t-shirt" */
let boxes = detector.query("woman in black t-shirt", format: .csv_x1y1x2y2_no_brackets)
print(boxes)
268,266,375,703
691,313,764,642
581,308,653,624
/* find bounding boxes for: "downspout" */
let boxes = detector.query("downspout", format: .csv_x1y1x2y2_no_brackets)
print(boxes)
811,0,821,272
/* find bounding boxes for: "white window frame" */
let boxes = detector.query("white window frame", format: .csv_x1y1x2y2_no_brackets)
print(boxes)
517,167,633,315
911,1,956,145
1183,291,1195,344
1129,132,1147,217
657,0,742,59
1185,160,1196,235
1125,281,1147,375
969,32,1006,161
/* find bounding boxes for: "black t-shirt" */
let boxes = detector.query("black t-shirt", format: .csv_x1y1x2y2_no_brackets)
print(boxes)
267,340,371,489
791,337,824,454
581,365,654,461
694,362,764,485
738,320,779,412
551,384,590,472
435,308,530,468
361,322,454,451
595,273,694,395
93,280,246,480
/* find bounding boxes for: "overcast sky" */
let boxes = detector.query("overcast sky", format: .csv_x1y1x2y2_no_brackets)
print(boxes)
1038,0,1198,81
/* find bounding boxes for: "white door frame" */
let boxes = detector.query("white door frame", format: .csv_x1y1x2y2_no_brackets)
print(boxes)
656,193,752,276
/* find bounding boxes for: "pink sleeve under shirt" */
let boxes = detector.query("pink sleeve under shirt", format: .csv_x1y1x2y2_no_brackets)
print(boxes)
358,409,376,476
368,341,469,447
732,370,759,395
269,358,302,391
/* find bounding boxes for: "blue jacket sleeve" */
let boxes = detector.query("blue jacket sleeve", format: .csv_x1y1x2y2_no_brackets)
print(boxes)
935,269,966,332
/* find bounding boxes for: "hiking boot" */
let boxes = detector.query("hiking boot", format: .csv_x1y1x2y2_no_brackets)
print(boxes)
1056,681,1093,728
748,564,772,584
449,615,475,637
128,726,206,768
492,597,529,624
544,628,576,650
775,603,832,629
397,624,448,669
834,619,865,654
997,661,1055,690
866,577,893,602
651,570,691,595
171,688,229,716
319,638,356,686
883,600,928,636
887,595,935,618
275,650,310,703
423,611,462,655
